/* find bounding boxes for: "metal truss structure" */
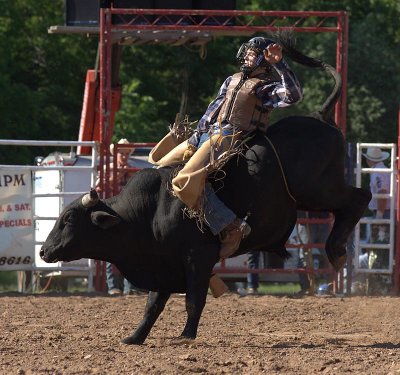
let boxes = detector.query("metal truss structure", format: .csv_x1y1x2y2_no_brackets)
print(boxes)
51,6,350,293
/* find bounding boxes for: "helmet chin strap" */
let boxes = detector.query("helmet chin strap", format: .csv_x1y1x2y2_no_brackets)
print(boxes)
240,62,258,76
240,64,253,75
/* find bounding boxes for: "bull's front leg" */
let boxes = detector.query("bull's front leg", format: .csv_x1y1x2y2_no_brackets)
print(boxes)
122,291,171,345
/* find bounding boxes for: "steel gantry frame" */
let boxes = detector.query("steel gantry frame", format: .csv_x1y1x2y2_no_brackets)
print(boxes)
95,6,349,292
98,7,349,198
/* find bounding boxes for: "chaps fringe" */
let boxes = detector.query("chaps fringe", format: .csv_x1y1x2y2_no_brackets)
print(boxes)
167,133,256,231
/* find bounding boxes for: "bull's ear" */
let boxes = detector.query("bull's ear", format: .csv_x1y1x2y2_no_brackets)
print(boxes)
90,211,121,229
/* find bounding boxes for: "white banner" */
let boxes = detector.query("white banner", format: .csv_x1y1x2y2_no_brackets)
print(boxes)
0,168,34,269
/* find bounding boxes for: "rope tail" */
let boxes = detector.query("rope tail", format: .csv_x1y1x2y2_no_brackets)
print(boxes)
272,30,342,125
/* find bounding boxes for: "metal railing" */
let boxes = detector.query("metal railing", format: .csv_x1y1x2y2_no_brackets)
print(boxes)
0,140,98,292
354,143,396,274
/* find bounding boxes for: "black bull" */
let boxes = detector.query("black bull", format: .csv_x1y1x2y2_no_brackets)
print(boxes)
40,118,371,344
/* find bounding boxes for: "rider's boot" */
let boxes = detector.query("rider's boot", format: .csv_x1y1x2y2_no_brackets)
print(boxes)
219,218,251,259
209,274,229,298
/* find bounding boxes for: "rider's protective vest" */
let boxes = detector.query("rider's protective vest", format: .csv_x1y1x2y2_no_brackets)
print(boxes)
218,68,274,132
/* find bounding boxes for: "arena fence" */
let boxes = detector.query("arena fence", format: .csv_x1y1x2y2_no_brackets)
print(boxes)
354,143,396,276
0,140,97,292
2,140,398,294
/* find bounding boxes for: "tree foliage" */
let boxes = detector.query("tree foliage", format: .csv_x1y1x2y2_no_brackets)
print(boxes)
0,0,97,163
0,0,398,164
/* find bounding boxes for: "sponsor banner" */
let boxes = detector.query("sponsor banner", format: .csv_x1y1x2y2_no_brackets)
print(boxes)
0,168,34,269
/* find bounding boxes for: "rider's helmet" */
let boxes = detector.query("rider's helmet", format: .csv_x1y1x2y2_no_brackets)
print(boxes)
236,37,275,74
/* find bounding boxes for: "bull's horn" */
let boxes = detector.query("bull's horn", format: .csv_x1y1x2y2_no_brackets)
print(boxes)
82,189,99,208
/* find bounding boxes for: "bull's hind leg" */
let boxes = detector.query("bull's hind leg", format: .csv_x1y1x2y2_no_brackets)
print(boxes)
326,186,371,271
179,282,209,341
178,245,218,342
179,286,208,340
122,291,171,345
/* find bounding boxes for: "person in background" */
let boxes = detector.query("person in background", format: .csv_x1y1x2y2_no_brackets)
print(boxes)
246,251,260,294
296,211,330,295
97,138,141,296
241,250,284,295
363,147,390,220
362,147,391,294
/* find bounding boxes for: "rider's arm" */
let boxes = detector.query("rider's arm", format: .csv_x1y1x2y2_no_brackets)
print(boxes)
257,59,303,108
187,76,232,147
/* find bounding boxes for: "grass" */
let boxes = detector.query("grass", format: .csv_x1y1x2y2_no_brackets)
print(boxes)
232,280,305,295
0,272,90,293
258,282,302,295
0,271,18,292
1,272,314,295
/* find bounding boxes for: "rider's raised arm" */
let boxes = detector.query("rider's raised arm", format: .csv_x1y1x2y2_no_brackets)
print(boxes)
257,59,303,109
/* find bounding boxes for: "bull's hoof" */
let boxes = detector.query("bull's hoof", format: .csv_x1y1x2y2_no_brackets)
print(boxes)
331,255,347,272
121,335,145,345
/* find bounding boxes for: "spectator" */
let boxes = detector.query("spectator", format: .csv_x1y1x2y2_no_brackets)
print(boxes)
291,218,313,294
244,250,284,295
296,210,332,294
106,262,137,296
97,138,140,296
362,147,391,293
363,147,390,220
246,251,260,294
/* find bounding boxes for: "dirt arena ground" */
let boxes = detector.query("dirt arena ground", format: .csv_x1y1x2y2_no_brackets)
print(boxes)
1,292,399,374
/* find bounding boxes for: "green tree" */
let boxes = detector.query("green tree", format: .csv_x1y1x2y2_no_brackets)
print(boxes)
114,37,242,142
1,0,398,162
238,0,400,142
0,0,97,163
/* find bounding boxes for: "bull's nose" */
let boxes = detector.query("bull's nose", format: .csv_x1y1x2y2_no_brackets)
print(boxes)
39,248,45,259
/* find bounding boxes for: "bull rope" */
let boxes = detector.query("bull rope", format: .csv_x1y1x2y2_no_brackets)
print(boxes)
168,131,296,232
207,132,297,205
263,135,297,203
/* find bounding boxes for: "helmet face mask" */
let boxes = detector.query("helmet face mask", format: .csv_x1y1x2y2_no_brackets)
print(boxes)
237,37,275,74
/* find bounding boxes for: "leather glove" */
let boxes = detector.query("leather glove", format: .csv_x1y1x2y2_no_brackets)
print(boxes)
183,144,197,161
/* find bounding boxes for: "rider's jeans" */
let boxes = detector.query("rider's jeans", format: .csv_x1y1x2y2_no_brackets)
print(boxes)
199,127,238,235
203,182,236,235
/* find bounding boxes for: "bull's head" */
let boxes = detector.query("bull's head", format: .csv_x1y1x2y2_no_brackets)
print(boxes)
40,189,122,263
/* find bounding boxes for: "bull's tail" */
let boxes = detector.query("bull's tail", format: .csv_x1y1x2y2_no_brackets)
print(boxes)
274,32,342,125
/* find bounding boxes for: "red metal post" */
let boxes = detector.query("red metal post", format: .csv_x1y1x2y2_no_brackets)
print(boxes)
98,8,105,201
333,12,349,293
99,5,113,198
335,11,349,135
103,8,113,199
96,5,114,292
97,8,350,293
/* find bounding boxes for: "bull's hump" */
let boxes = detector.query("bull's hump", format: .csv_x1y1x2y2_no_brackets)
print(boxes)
128,168,163,193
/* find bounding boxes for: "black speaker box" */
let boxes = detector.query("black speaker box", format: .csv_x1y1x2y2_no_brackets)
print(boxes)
65,0,100,27
192,0,235,25
153,0,192,25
